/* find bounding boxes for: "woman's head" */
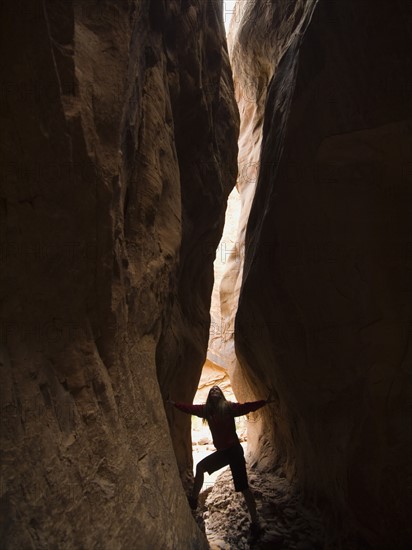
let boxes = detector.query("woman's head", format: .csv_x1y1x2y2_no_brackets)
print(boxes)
208,385,225,402
204,385,230,420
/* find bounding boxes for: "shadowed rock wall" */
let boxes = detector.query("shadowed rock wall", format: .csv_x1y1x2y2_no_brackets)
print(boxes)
234,0,412,547
0,0,237,547
217,0,318,399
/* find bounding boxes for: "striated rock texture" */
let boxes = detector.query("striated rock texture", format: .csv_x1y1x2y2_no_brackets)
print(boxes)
194,359,233,405
205,467,326,550
234,0,412,547
217,0,318,394
0,0,238,547
207,186,241,368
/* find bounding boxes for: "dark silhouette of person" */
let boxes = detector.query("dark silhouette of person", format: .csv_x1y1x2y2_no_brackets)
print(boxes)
167,385,272,536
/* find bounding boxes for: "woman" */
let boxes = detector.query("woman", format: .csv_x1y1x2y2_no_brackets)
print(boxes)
167,385,271,537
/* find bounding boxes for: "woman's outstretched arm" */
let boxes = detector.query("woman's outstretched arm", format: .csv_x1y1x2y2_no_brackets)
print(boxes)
166,400,206,418
230,400,267,417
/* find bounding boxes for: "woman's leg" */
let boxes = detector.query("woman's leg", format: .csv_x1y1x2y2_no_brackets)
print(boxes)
192,463,205,500
229,445,259,524
190,450,228,509
242,488,258,524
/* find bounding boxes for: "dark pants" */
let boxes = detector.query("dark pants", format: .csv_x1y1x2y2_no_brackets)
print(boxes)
197,443,248,492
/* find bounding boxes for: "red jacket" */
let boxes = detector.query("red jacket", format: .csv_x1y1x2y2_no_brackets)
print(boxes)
174,400,266,451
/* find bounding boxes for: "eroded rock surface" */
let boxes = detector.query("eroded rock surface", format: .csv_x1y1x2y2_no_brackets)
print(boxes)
0,1,238,547
204,467,326,550
195,359,234,404
233,0,412,547
207,187,241,369
218,0,319,398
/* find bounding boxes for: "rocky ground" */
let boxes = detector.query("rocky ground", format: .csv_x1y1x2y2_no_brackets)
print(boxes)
192,466,327,550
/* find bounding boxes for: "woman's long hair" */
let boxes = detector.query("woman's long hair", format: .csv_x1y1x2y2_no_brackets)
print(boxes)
203,386,232,423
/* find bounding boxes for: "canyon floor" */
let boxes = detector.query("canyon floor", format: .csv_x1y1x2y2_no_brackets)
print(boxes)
196,466,328,550
192,436,329,550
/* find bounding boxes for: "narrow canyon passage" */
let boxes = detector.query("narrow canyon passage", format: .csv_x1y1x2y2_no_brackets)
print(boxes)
1,1,411,550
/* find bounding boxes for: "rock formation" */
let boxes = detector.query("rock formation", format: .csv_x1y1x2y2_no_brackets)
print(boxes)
228,0,412,547
0,1,238,547
1,0,411,547
207,187,241,370
217,0,319,395
194,360,233,405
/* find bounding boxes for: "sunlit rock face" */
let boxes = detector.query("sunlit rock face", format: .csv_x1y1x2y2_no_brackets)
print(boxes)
194,359,233,404
233,0,412,546
0,1,237,547
207,186,241,369
218,0,318,399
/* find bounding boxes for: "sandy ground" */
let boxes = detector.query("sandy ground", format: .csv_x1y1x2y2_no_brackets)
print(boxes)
193,467,330,550
189,423,329,550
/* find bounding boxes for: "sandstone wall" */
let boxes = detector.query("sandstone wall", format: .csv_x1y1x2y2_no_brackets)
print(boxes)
234,0,412,546
0,1,238,547
217,0,318,399
207,187,241,368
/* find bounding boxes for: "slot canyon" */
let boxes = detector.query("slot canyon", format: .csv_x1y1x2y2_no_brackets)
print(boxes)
1,1,411,548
